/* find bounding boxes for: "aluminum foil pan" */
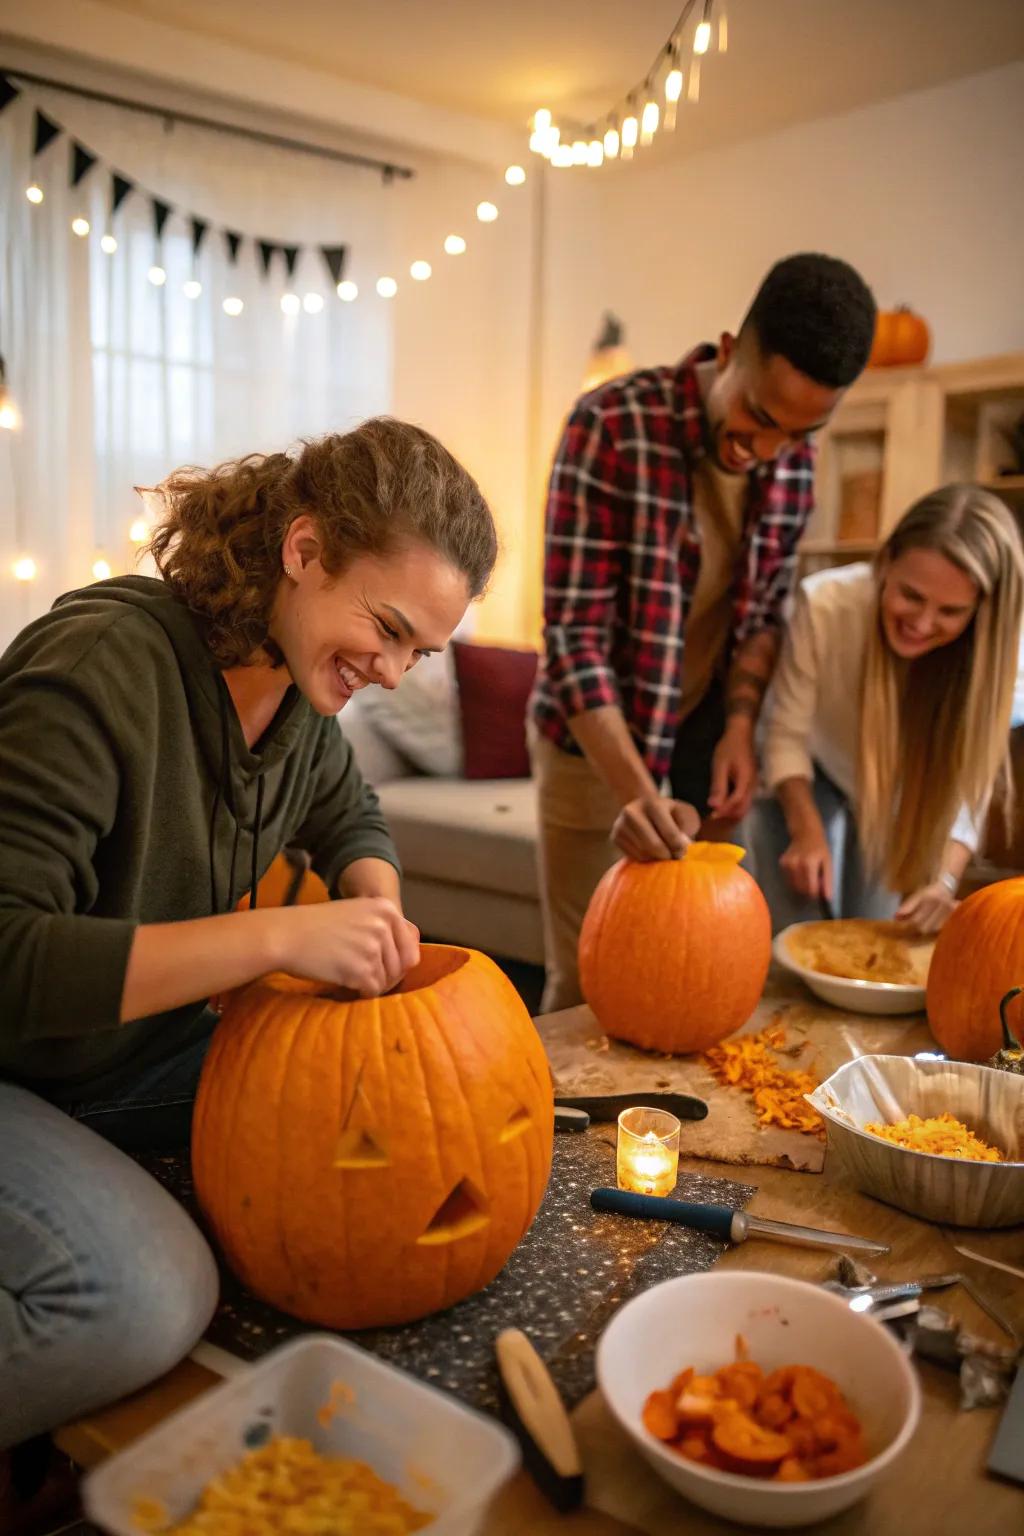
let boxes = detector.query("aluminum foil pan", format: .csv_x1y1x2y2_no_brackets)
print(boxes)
806,1055,1024,1228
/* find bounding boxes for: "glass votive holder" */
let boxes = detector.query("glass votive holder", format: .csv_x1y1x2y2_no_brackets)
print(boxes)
616,1106,681,1196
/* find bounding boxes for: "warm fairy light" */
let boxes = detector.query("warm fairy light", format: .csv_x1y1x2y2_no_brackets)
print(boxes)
26,183,44,204
280,292,300,314
183,279,202,299
529,129,546,154
694,18,712,53
616,1108,681,1197
302,292,324,314
505,164,526,186
587,138,604,167
222,296,244,316
100,233,118,254
336,280,358,301
665,67,684,102
410,260,432,281
128,518,149,544
443,234,466,255
533,108,552,132
476,201,498,222
92,557,112,581
604,126,620,159
71,216,90,238
571,139,588,165
148,265,167,286
12,556,37,582
376,276,398,298
550,144,573,168
544,124,561,156
0,400,19,431
621,113,639,157
641,99,660,144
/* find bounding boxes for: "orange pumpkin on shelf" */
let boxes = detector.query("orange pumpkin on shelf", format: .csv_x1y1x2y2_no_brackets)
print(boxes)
868,306,930,368
926,877,1024,1061
578,843,771,1054
193,945,554,1329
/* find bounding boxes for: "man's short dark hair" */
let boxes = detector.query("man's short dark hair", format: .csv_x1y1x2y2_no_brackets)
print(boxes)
739,253,876,389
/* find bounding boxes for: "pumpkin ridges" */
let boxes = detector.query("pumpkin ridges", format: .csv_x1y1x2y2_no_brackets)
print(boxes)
926,877,1024,1060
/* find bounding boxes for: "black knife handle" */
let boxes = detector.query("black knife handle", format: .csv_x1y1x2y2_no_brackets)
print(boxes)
555,1091,708,1123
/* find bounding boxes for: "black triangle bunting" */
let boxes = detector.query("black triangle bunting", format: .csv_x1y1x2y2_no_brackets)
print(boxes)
111,174,134,214
0,75,19,115
33,109,61,157
319,245,347,286
71,142,98,188
191,217,208,257
257,240,277,277
282,245,300,278
152,198,173,239
224,230,242,264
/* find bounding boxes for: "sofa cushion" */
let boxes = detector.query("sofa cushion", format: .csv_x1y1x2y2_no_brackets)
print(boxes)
376,776,538,901
356,650,462,776
452,641,538,779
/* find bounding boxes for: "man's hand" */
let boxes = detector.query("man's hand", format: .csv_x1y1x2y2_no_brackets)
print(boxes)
612,795,700,862
707,718,759,821
779,828,833,901
896,883,957,935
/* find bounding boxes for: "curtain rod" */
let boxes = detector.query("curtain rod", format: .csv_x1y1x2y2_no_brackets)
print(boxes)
2,64,416,181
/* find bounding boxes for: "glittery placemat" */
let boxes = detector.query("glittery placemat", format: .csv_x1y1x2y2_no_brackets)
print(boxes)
136,1131,753,1412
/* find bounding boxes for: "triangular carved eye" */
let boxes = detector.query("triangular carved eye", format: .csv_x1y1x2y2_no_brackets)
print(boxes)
499,1105,533,1144
332,1128,390,1169
416,1179,490,1246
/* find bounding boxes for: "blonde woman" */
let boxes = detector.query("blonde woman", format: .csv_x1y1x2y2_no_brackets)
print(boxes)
746,484,1024,934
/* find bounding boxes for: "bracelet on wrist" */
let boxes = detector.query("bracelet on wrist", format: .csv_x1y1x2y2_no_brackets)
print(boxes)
938,870,959,895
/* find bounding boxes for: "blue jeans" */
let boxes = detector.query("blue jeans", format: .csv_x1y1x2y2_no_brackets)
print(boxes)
740,769,899,935
0,1028,219,1449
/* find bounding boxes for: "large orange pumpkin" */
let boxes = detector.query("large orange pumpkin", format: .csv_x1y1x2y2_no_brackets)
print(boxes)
578,843,771,1054
193,945,554,1329
868,306,930,368
926,877,1024,1061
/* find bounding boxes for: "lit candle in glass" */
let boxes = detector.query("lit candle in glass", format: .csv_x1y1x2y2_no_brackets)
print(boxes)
616,1107,681,1196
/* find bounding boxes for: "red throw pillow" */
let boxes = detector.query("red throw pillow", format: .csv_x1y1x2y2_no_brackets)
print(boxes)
452,640,539,779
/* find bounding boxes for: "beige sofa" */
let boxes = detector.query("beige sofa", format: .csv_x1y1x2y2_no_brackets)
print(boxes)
338,699,545,965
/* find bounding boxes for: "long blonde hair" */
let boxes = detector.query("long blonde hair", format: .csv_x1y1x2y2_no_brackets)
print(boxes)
858,485,1024,892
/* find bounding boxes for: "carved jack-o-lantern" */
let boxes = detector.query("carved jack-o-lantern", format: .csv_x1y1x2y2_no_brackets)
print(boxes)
192,945,555,1328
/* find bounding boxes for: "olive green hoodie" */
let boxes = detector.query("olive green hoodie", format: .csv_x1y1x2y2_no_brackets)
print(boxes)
0,576,399,1097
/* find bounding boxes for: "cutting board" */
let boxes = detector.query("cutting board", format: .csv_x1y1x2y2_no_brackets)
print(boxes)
539,969,934,1174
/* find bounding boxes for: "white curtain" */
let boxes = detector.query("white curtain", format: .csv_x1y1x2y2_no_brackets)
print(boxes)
0,85,398,650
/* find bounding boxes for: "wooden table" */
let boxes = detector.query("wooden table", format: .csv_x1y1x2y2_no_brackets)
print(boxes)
60,996,1024,1534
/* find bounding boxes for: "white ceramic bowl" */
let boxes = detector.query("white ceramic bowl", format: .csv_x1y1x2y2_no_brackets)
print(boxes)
774,925,926,1016
596,1271,920,1529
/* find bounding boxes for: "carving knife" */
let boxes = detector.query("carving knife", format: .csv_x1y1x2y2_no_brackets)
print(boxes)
555,1091,708,1123
590,1188,890,1256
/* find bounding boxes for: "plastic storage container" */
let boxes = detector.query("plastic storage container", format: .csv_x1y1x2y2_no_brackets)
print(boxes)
83,1335,520,1535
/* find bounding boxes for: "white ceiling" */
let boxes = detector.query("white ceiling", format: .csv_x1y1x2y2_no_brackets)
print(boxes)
96,0,1024,157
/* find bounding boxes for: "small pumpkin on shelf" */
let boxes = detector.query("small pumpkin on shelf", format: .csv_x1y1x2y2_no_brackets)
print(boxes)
868,305,930,368
989,988,1024,1076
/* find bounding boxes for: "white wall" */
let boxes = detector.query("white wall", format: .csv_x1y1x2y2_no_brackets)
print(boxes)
539,62,1024,473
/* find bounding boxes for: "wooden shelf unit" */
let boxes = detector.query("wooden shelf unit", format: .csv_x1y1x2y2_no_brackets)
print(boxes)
799,351,1024,567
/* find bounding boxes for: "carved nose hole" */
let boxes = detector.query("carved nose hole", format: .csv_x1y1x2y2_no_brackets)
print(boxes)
332,1129,391,1169
416,1179,490,1246
499,1106,533,1144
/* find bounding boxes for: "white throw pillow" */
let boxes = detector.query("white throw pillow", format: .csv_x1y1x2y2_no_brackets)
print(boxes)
357,648,462,777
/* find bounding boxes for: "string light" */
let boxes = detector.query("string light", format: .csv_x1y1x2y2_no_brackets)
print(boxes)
694,18,711,52
604,125,620,159
533,108,552,132
100,233,118,254
25,184,43,204
92,557,112,581
71,216,90,238
621,111,639,159
551,144,573,168
12,556,37,582
302,292,324,314
476,201,498,223
504,165,526,186
571,140,588,165
148,265,167,286
641,98,660,145
222,296,244,316
410,260,432,281
665,57,683,131
129,518,149,544
587,139,604,167
376,277,398,298
337,280,359,301
183,279,202,299
280,292,300,314
443,234,466,255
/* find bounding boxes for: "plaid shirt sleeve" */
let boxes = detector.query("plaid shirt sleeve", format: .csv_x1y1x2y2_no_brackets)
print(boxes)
733,443,816,644
541,402,627,721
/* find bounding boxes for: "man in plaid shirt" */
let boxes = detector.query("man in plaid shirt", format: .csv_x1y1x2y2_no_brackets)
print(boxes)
530,254,876,1011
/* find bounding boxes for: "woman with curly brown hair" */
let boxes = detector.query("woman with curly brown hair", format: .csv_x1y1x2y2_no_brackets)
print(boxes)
0,418,497,1489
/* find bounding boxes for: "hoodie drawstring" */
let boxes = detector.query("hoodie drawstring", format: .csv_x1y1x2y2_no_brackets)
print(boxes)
209,678,268,915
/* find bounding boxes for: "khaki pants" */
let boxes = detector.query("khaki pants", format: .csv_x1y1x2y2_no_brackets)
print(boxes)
529,730,621,1014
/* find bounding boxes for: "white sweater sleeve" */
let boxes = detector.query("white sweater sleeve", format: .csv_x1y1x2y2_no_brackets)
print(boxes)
764,584,819,789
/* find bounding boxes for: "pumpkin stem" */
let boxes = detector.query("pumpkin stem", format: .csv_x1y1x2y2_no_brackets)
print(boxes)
998,988,1024,1050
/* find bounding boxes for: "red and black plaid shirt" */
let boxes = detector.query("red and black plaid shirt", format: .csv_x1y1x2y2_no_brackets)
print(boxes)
531,346,816,781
